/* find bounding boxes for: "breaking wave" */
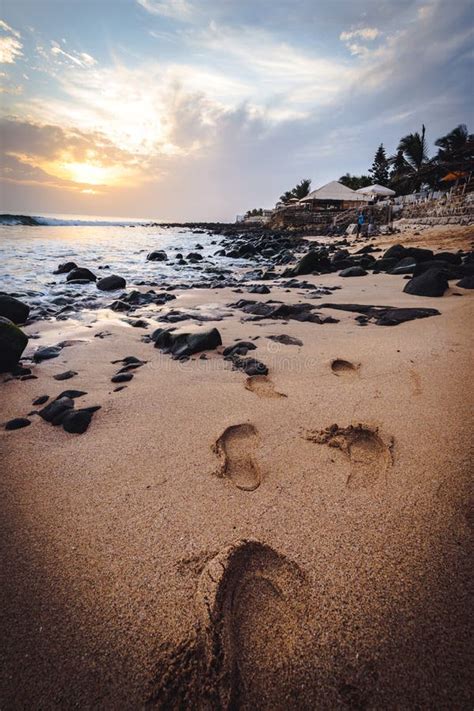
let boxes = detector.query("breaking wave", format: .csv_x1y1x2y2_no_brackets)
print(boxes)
0,213,148,227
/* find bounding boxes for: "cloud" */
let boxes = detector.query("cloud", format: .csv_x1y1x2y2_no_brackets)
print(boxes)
340,27,380,42
0,117,142,191
136,0,194,21
0,19,20,38
1,0,473,220
0,20,23,64
50,41,97,68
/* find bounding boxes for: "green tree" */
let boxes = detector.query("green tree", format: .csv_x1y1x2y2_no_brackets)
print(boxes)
435,124,473,161
279,178,311,204
369,143,389,185
339,173,371,191
391,124,429,192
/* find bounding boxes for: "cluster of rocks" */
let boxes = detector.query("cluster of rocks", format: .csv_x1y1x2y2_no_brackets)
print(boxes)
228,299,339,324
150,327,222,359
109,289,176,314
55,261,127,291
4,390,100,434
110,356,147,387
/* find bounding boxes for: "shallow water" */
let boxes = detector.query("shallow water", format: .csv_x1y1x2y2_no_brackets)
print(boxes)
0,223,249,319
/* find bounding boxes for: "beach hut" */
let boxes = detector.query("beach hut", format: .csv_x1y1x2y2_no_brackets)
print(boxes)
356,184,396,199
300,180,370,210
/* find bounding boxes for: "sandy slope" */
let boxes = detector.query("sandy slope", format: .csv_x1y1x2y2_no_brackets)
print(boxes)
0,227,473,709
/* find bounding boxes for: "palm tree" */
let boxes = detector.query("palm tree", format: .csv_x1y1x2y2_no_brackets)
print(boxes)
393,124,429,191
435,124,473,161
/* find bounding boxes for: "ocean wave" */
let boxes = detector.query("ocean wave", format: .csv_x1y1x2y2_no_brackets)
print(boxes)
0,214,147,227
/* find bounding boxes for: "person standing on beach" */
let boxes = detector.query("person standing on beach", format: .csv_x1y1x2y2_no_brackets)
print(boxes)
356,211,365,236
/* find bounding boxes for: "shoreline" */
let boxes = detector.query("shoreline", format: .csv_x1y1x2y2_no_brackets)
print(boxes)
1,223,473,708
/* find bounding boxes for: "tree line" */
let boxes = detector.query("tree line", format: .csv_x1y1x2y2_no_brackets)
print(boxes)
339,123,473,195
244,123,473,214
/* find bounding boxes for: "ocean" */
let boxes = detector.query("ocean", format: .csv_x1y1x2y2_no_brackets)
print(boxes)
0,212,248,322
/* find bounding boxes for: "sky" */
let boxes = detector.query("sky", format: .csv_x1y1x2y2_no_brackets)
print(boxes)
0,0,472,221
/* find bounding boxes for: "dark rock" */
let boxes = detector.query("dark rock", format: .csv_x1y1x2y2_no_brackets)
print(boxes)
372,257,398,272
97,274,126,291
147,250,168,261
432,252,462,265
33,395,49,405
56,390,87,399
0,295,30,324
54,261,78,274
153,327,222,358
5,417,31,430
0,316,29,372
389,257,417,275
339,267,368,277
66,267,96,282
33,345,62,362
319,302,440,326
186,252,204,261
39,396,74,422
223,341,257,357
11,364,31,377
229,299,337,324
456,275,474,289
412,260,460,277
129,319,148,328
61,409,93,434
248,285,271,294
232,356,268,376
285,250,331,276
53,370,77,380
111,355,142,364
110,300,131,312
267,334,303,346
403,269,449,297
111,372,134,383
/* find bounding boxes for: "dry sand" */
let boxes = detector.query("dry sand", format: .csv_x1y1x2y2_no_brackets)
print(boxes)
1,226,473,709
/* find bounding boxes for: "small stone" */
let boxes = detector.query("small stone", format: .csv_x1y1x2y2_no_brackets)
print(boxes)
5,417,31,430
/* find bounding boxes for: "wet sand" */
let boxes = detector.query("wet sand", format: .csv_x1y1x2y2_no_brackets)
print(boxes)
1,225,473,709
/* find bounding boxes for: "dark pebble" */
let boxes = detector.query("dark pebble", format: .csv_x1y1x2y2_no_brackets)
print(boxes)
5,417,31,430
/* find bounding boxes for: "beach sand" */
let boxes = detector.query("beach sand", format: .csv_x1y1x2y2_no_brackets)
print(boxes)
1,225,473,709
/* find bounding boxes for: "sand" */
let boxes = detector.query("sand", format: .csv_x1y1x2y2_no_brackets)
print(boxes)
1,225,473,709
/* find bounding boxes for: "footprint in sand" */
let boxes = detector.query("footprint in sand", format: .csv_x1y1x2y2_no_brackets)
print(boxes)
197,540,311,710
148,541,311,710
213,424,261,491
306,424,393,490
245,375,287,399
330,359,360,379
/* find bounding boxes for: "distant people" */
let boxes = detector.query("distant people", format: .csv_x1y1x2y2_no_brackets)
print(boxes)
356,212,365,236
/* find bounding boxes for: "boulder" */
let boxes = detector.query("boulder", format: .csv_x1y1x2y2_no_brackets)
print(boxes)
0,316,28,372
403,269,449,297
389,257,417,275
66,267,96,282
285,250,331,276
0,295,30,324
147,250,168,261
97,274,126,291
153,327,222,359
